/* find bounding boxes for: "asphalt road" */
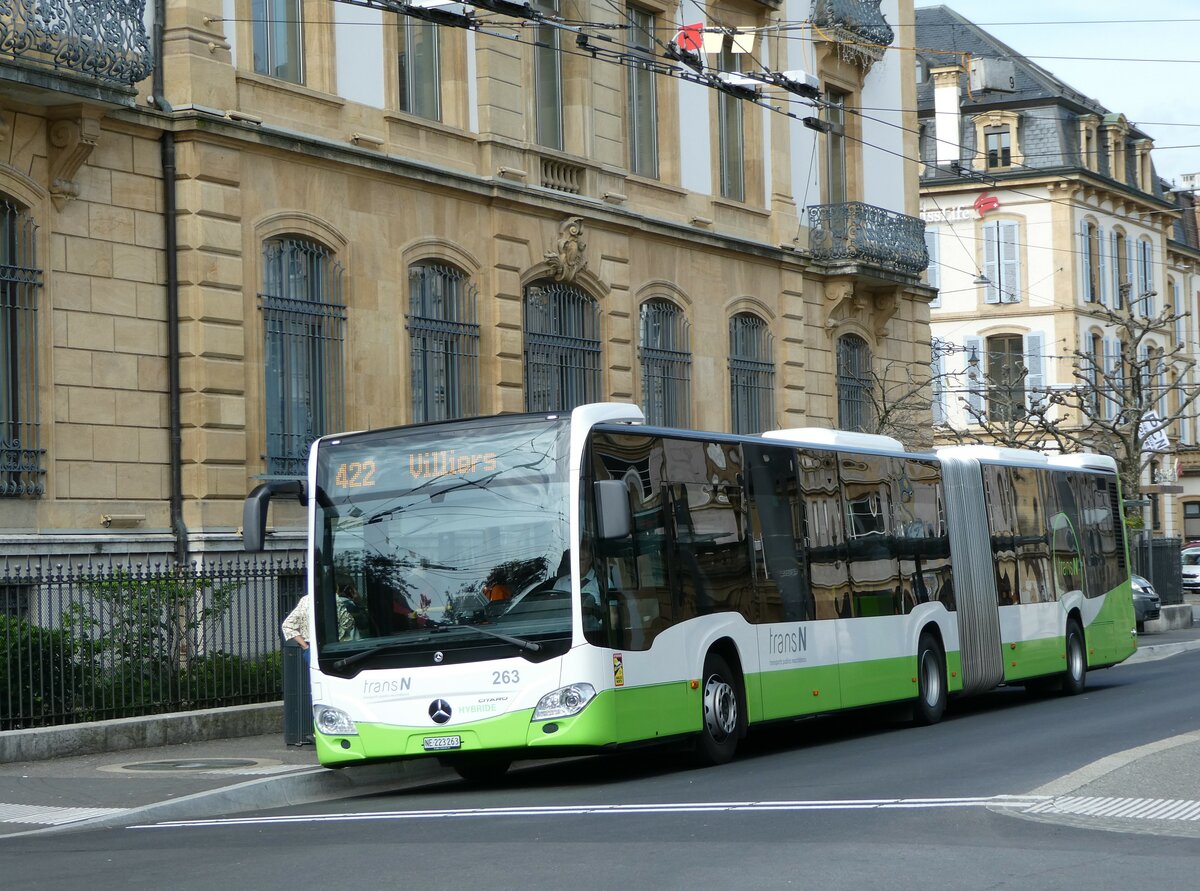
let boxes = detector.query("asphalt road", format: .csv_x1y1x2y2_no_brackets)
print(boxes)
6,650,1200,890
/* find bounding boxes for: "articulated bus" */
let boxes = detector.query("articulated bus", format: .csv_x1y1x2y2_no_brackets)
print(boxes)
243,403,1137,779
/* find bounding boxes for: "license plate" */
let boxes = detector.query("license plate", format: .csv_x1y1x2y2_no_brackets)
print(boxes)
422,735,461,751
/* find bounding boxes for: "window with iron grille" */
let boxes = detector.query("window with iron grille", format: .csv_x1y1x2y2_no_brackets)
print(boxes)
407,263,479,422
837,334,873,432
639,299,691,427
728,313,774,434
524,282,601,412
0,199,43,497
260,237,346,478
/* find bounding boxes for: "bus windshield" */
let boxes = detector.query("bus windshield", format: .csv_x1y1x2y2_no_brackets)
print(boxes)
312,417,573,667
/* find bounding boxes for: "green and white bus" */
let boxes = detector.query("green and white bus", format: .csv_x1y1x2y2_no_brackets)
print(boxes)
243,403,1137,777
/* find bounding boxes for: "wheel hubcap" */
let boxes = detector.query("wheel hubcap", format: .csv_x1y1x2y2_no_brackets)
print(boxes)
703,674,738,741
1069,633,1084,680
921,651,941,707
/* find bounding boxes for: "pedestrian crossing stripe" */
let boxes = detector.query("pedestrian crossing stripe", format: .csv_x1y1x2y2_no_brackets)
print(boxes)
0,803,129,826
1023,796,1200,821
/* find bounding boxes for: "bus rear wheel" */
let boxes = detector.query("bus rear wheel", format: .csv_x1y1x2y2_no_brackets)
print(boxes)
695,653,742,766
913,632,946,726
1062,619,1087,696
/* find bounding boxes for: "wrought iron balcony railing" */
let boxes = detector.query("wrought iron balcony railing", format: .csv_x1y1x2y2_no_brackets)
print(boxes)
810,0,894,46
0,0,153,87
810,0,895,53
807,202,928,276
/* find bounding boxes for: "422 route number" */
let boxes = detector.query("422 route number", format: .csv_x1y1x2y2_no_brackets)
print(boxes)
334,460,377,490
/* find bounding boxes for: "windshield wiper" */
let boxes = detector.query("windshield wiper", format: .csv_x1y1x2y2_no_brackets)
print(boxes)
330,640,422,670
432,623,542,653
330,624,541,670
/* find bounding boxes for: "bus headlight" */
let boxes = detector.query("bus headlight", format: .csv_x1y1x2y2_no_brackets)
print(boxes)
314,704,358,736
532,683,596,721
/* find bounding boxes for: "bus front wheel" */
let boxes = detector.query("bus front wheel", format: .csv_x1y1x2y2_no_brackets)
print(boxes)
1062,619,1087,696
913,632,947,726
696,653,742,766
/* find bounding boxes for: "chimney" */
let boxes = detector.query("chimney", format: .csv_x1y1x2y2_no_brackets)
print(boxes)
930,66,964,172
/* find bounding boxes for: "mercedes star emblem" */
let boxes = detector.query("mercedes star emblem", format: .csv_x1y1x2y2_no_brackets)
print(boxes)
429,699,452,724
434,651,444,663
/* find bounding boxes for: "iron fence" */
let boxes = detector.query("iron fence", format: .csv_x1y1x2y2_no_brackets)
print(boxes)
0,556,306,730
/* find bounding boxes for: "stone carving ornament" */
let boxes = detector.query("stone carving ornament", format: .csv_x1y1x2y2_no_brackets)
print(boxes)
544,216,588,283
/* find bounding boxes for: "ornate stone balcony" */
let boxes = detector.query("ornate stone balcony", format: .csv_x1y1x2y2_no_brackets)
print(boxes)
809,0,894,69
0,0,153,103
807,202,928,276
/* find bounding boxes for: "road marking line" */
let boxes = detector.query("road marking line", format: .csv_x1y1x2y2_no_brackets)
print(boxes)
130,796,1050,829
128,793,1200,831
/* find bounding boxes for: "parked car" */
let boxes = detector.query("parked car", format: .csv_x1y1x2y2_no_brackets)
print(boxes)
1131,574,1161,632
1182,548,1200,595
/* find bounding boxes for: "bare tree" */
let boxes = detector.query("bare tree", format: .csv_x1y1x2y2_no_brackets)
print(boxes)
940,288,1199,502
861,352,940,450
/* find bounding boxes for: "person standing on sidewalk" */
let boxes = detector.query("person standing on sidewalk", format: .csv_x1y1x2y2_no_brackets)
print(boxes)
281,593,313,662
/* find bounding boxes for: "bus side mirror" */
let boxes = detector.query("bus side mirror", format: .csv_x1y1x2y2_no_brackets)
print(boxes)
594,480,632,540
243,480,306,552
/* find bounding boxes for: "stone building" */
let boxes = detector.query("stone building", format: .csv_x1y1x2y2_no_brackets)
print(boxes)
916,4,1200,539
0,0,930,567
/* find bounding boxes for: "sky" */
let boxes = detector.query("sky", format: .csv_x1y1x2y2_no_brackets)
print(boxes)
912,0,1200,186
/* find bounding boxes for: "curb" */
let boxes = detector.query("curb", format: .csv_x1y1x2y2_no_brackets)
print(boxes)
0,703,284,764
1125,637,1200,664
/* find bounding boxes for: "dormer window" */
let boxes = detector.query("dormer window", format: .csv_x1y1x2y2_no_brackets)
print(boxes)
973,111,1022,171
985,127,1011,169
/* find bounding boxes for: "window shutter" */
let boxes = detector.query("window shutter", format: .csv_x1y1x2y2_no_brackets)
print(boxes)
1141,241,1155,314
1126,241,1136,311
1024,331,1046,410
925,227,940,306
983,224,1000,304
1079,221,1091,304
1103,337,1119,420
965,335,984,419
1000,221,1020,303
930,346,946,424
1110,231,1122,309
1097,225,1108,306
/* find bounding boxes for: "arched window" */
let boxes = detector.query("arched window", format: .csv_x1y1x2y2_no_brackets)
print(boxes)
639,299,690,427
524,282,600,411
260,236,345,477
407,263,479,422
0,198,42,497
728,312,773,434
836,334,873,432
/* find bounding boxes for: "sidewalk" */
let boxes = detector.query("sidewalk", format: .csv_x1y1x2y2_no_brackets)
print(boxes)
0,728,454,837
2,627,1199,839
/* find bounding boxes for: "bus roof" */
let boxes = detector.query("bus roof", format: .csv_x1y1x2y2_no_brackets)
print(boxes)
763,428,907,453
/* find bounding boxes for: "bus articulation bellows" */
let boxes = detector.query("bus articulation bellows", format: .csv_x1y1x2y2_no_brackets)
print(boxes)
244,403,1137,779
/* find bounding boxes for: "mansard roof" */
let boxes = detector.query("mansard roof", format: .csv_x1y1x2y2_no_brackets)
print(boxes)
915,4,1148,139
